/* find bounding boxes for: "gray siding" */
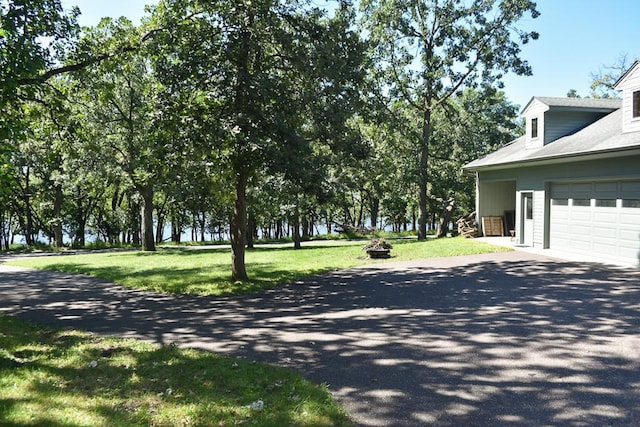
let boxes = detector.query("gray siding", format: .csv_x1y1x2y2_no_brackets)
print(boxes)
477,180,516,235
478,154,640,248
618,66,640,133
543,111,608,144
480,155,640,185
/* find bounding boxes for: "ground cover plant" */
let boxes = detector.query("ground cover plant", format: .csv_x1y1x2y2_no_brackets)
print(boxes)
7,237,511,296
0,314,353,427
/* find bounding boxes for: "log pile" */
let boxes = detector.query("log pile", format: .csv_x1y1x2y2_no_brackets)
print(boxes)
456,212,478,238
333,223,374,235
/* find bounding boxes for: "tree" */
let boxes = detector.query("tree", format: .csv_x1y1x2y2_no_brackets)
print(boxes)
152,0,366,280
566,89,580,98
1,0,79,245
360,0,539,240
590,53,636,99
75,18,171,251
429,88,519,236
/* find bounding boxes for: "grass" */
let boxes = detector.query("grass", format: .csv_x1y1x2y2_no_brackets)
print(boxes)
7,237,511,296
1,237,510,425
0,314,353,427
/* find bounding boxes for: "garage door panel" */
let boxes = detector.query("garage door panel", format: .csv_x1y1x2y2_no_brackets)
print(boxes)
570,211,591,222
592,227,617,238
619,246,640,260
592,211,617,223
550,180,640,265
620,212,640,226
592,243,618,256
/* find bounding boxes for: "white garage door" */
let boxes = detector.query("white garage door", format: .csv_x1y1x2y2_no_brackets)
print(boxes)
550,181,640,265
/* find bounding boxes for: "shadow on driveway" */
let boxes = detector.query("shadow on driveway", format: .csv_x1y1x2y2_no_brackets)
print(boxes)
1,251,640,426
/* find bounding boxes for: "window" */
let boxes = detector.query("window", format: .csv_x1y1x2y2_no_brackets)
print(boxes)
634,91,640,118
572,198,590,207
552,198,568,206
595,199,616,208
622,199,640,208
531,117,538,138
525,196,533,219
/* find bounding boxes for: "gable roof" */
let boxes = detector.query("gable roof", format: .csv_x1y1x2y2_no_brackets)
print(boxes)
464,108,640,171
520,96,621,114
614,60,640,88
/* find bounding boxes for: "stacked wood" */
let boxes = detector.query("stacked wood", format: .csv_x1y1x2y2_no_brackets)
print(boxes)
333,223,374,235
456,212,478,238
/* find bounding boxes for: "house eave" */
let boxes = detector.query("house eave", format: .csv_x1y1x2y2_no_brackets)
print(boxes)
614,60,640,88
463,146,640,172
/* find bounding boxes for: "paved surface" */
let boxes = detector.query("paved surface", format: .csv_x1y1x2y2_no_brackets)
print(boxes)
2,251,640,426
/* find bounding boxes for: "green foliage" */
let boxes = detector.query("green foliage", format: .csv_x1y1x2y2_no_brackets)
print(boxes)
359,0,539,239
0,314,353,426
430,88,520,213
1,0,529,279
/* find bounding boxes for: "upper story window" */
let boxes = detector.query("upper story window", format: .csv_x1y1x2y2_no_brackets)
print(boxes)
531,117,539,138
633,91,640,118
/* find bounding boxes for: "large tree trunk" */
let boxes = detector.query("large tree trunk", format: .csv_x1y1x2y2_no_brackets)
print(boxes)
436,199,455,238
370,197,380,230
293,197,301,250
231,171,249,281
171,215,181,243
139,185,156,251
247,209,255,249
74,200,86,248
23,166,34,246
417,108,432,240
53,182,63,247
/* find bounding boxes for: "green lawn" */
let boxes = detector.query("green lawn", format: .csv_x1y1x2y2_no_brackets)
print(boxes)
0,314,353,427
1,237,510,426
7,237,511,296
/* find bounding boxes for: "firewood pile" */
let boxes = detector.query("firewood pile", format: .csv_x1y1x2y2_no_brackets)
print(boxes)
456,212,478,238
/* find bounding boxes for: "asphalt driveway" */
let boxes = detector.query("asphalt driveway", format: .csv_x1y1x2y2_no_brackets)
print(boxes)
1,250,640,426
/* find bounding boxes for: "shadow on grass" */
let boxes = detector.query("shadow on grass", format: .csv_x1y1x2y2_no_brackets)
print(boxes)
23,260,339,297
2,254,640,425
6,240,631,424
0,315,352,426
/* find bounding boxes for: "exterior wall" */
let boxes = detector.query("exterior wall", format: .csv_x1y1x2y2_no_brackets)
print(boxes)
522,99,548,149
478,154,640,247
543,111,608,144
617,66,640,133
477,179,516,236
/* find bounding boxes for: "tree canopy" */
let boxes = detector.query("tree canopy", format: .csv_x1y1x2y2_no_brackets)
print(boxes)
1,0,536,281
360,0,539,239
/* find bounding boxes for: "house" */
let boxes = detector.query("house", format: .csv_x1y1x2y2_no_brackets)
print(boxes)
463,61,640,266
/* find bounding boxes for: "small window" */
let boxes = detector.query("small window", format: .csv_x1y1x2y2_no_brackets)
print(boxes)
552,198,568,206
595,199,616,208
525,196,533,219
622,199,640,208
531,117,538,138
634,91,640,118
572,198,591,207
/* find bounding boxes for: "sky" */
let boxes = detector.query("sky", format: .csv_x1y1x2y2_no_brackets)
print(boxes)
61,0,640,112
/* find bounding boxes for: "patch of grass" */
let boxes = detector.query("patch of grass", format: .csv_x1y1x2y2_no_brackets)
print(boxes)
0,314,353,427
8,237,511,296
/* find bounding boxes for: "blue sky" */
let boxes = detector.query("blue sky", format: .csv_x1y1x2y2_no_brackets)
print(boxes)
63,0,640,111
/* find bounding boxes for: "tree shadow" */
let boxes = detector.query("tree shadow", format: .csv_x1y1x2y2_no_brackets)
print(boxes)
2,254,640,426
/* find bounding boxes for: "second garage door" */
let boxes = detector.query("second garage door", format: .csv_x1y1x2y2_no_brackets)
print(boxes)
549,181,640,265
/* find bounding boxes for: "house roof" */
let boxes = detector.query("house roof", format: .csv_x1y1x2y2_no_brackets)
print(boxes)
464,108,640,171
520,96,621,114
614,60,640,88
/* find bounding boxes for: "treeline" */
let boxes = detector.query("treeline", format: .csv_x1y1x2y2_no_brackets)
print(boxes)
1,0,537,280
